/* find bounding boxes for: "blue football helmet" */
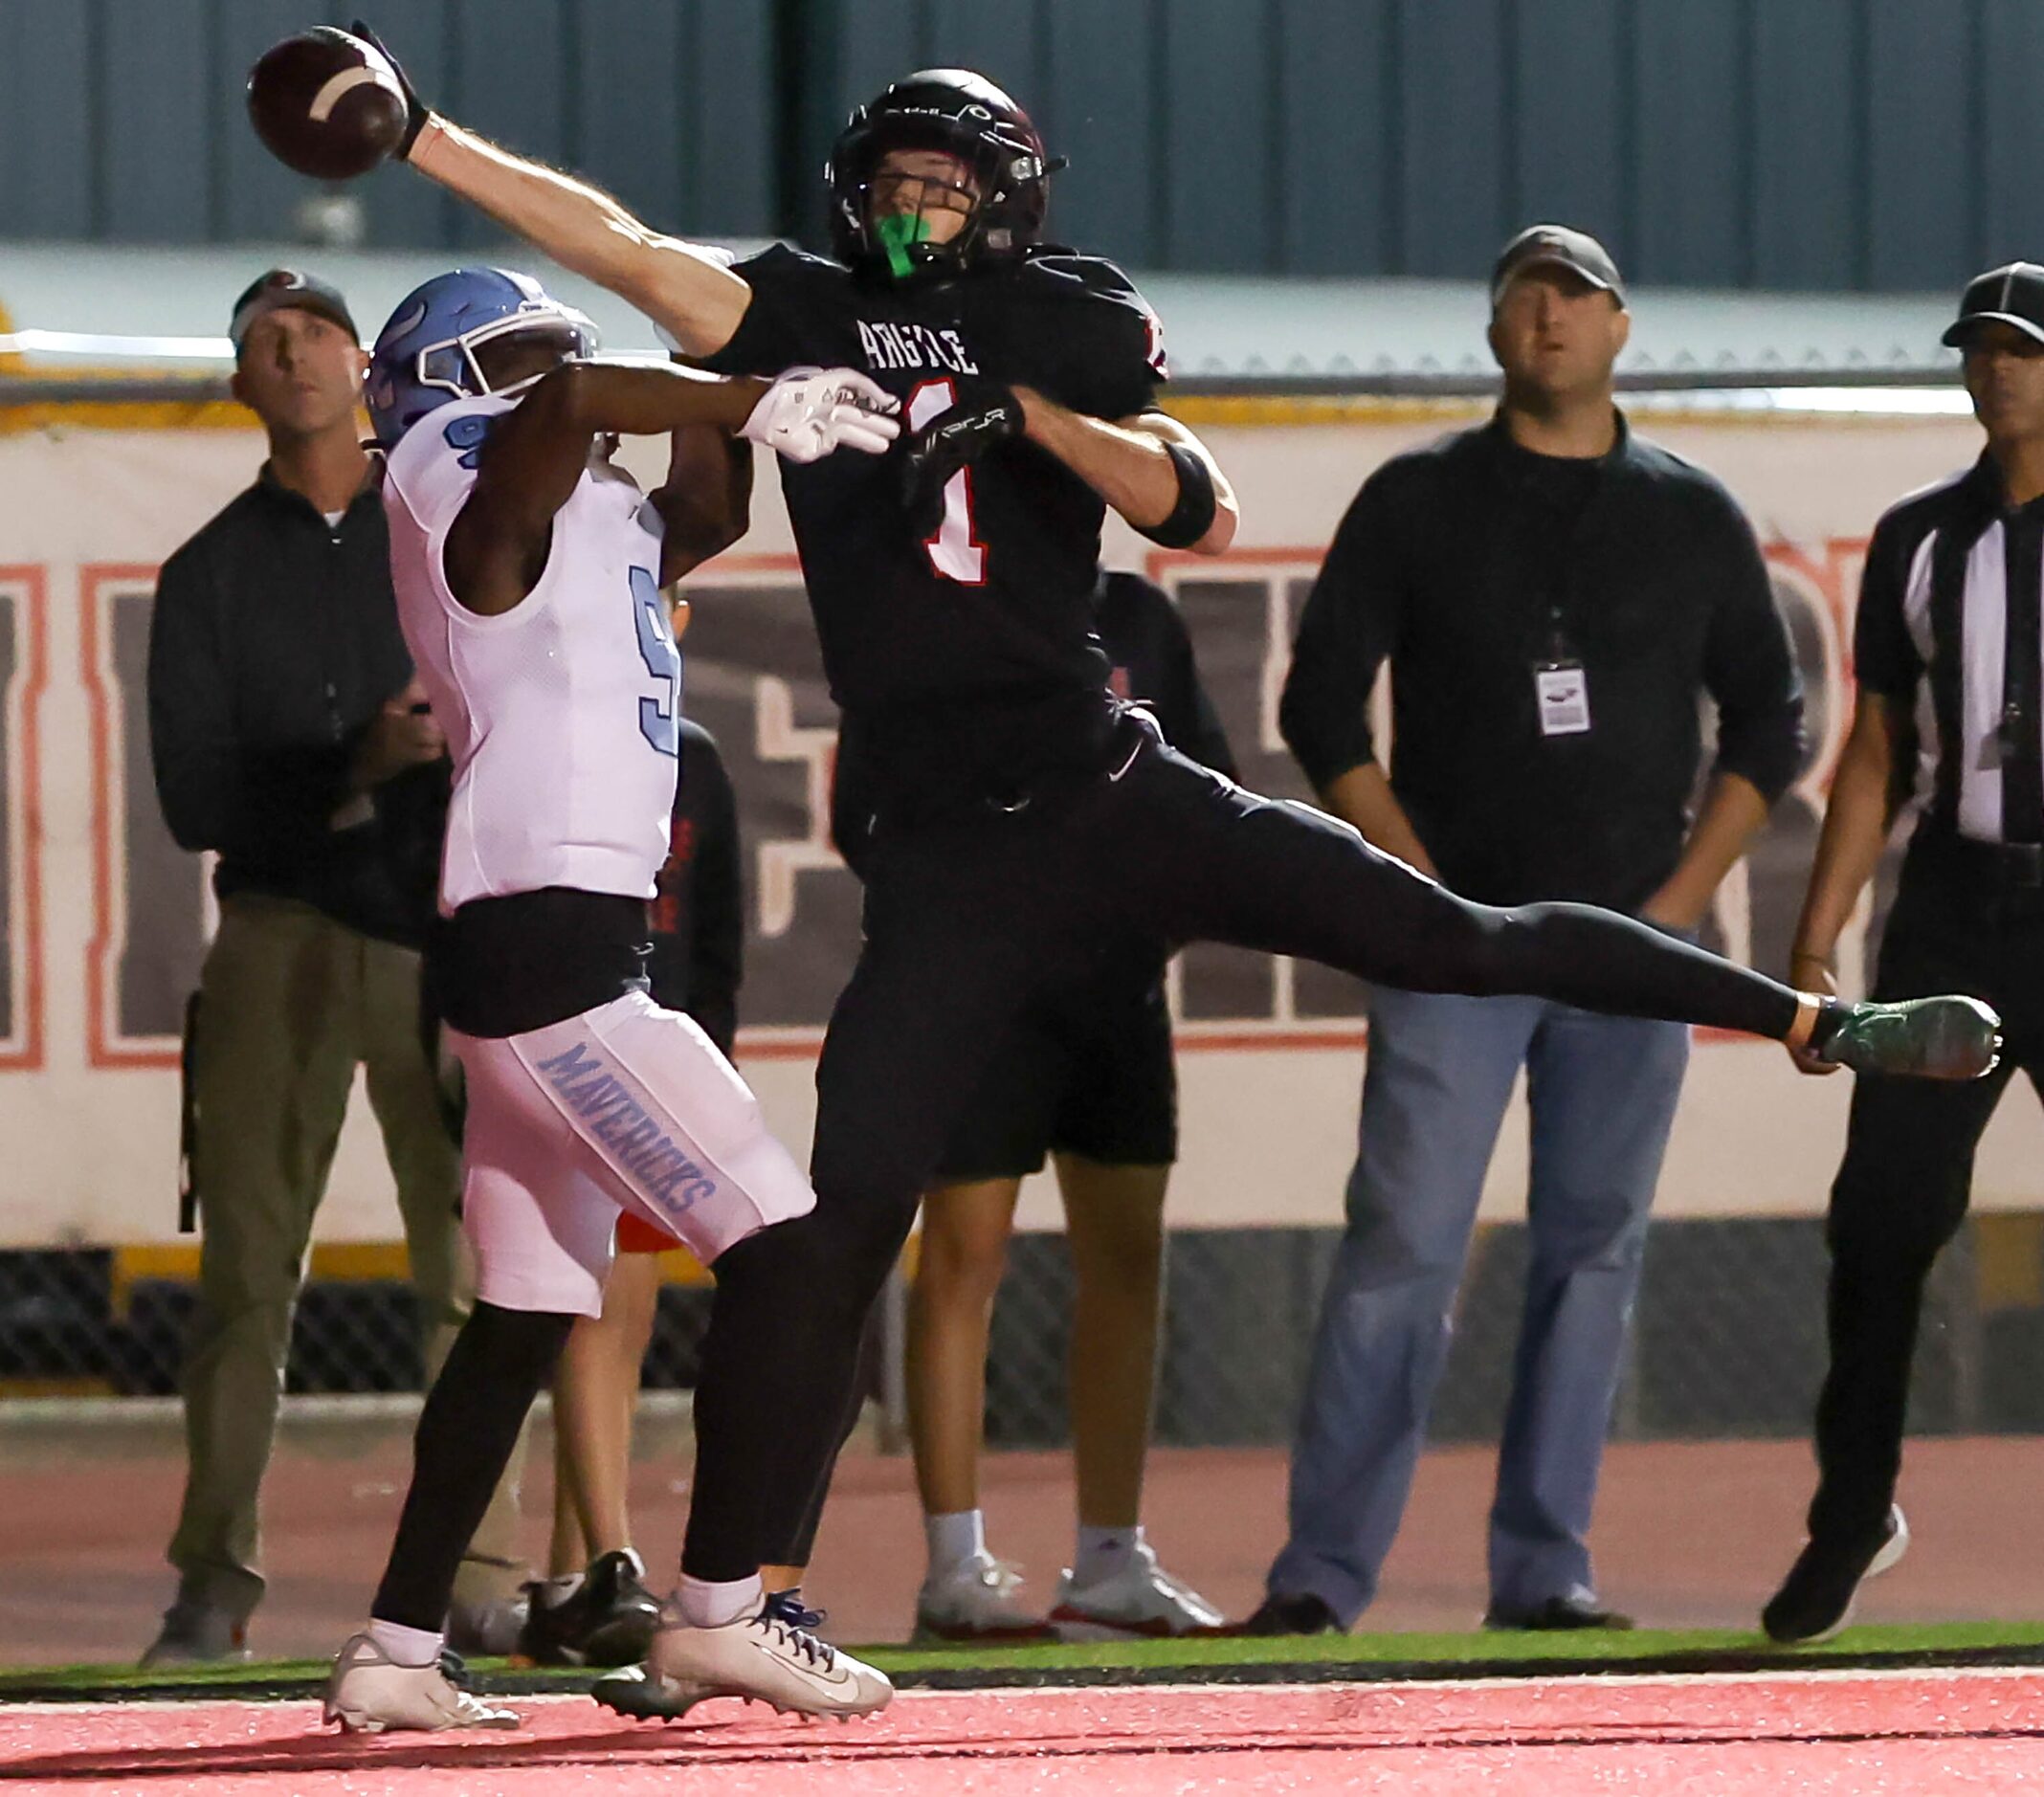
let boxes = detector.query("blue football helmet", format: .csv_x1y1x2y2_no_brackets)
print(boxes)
367,267,598,447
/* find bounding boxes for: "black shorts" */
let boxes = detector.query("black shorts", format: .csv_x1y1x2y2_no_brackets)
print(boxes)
933,950,1177,1183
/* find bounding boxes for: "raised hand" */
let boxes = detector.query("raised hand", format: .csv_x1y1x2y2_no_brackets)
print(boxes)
742,369,901,464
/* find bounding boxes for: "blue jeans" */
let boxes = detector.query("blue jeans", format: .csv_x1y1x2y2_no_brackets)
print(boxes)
1268,985,1690,1622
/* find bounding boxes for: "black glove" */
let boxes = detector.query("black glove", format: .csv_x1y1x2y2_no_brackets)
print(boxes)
900,378,1022,538
350,20,431,157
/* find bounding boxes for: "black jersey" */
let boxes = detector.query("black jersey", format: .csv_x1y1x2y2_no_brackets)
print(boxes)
702,243,1167,810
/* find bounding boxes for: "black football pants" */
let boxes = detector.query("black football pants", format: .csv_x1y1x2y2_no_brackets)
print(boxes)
682,721,1809,1581
1805,836,2044,1549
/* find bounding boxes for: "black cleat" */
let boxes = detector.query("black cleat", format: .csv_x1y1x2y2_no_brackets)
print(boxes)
1484,1593,1634,1631
1225,1590,1343,1637
1814,996,2001,1081
517,1549,661,1668
1762,1505,1909,1645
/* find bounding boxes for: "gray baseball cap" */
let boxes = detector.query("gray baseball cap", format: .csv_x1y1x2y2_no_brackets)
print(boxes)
229,268,360,354
1943,262,2044,349
1490,225,1626,310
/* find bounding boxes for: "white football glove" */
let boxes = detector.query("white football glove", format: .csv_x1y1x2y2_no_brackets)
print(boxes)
741,368,900,463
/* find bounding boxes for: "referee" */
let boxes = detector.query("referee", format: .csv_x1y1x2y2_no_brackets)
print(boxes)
1766,263,2044,1643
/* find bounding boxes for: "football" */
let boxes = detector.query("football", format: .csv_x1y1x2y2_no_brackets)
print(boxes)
247,27,408,181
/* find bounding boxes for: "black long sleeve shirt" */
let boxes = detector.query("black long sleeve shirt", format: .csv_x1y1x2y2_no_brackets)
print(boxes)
146,464,447,949
644,718,744,1057
1280,413,1804,910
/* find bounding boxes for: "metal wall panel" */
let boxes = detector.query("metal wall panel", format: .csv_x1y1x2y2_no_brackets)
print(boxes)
1980,0,2044,271
1632,1,1748,288
575,0,686,235
0,0,2031,293
448,0,567,251
0,6,94,240
100,0,211,242
1751,0,1863,290
345,3,457,251
680,0,775,237
1864,0,1975,291
1275,0,1393,277
215,0,333,244
1162,0,1276,272
1397,0,1509,277
1512,0,1629,262
1043,0,1160,268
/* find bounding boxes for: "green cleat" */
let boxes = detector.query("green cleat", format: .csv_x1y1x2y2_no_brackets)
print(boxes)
1814,995,2002,1080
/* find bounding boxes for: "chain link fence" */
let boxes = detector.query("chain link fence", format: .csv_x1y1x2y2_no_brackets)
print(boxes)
4,1209,2033,1453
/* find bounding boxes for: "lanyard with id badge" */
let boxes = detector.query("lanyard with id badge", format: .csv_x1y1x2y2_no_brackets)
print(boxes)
1534,616,1591,737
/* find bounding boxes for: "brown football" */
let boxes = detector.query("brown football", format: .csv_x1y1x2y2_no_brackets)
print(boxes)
247,27,408,181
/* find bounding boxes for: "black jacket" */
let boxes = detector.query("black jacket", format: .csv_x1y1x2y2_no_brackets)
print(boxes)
644,719,743,1056
146,463,447,949
1280,414,1804,910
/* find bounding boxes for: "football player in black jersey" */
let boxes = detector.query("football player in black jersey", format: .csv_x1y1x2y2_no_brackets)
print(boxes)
359,43,2000,1718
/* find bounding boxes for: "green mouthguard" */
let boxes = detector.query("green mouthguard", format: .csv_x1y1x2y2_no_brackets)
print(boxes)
875,211,932,280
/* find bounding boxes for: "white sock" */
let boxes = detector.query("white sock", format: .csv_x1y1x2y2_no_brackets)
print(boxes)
537,1572,583,1610
366,1617,444,1668
923,1509,987,1577
1074,1522,1143,1587
676,1572,763,1629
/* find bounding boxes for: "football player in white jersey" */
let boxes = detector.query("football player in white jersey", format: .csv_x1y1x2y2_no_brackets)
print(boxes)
322,267,900,1733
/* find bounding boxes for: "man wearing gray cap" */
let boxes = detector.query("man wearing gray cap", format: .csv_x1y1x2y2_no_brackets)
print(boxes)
142,269,525,1664
1245,225,1804,1635
1765,261,2044,1643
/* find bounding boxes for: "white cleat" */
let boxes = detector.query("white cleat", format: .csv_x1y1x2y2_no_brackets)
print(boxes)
1049,1541,1227,1640
594,1596,892,1722
913,1553,1053,1643
322,1631,521,1733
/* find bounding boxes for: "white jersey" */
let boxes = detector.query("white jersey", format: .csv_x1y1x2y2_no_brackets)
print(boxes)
384,392,682,910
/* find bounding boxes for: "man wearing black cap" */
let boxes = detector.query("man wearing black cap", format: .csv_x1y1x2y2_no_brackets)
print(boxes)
142,270,524,1664
1248,225,1805,1635
1764,261,2044,1643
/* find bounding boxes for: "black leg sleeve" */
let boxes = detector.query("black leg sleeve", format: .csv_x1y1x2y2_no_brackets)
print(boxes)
371,1301,573,1631
1131,754,1806,1040
682,892,1033,1584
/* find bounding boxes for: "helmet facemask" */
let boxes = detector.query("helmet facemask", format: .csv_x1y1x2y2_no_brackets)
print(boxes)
828,72,1061,279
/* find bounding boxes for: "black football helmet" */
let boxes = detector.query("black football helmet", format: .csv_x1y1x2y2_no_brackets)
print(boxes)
826,69,1063,276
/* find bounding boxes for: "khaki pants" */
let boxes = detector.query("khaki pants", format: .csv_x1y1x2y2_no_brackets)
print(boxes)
167,895,524,1621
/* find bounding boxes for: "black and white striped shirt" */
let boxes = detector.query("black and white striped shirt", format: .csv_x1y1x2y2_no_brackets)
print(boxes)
1856,456,2044,845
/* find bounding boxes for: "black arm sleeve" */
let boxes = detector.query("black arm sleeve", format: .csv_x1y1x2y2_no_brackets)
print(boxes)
1853,506,1928,701
1278,472,1404,791
683,729,744,1060
1698,486,1806,805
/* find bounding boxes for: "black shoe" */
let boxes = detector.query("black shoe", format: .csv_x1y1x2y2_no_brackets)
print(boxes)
516,1549,661,1667
1225,1591,1342,1637
1761,1505,1909,1645
1484,1593,1635,1631
1815,997,2001,1080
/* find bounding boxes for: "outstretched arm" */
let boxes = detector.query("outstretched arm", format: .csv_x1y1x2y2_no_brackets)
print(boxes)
447,363,767,616
350,25,751,357
443,364,894,615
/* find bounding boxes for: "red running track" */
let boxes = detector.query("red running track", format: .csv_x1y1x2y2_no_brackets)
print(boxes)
4,1670,2042,1794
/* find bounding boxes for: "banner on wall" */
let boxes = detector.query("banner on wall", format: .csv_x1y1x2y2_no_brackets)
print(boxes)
1,404,2037,1245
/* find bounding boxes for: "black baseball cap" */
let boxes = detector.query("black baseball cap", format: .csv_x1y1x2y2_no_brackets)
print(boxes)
1490,225,1626,310
1942,262,2044,350
228,269,360,354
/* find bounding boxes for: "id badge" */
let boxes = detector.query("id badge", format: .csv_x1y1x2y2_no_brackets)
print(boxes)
1534,660,1591,736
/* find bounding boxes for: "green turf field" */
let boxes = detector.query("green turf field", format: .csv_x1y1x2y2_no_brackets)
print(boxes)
8,1620,2044,1704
